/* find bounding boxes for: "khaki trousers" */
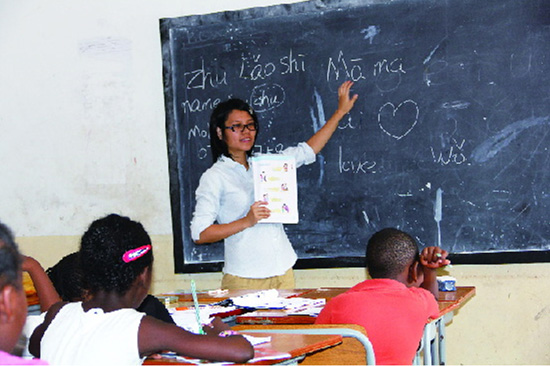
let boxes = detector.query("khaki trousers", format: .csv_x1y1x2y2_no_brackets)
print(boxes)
221,268,295,290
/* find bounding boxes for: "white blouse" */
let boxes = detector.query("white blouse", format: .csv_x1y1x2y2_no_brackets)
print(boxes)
191,142,316,278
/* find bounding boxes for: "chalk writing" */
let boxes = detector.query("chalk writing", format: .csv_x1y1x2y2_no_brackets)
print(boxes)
373,57,407,92
249,84,285,112
187,125,209,140
430,138,467,166
280,49,306,75
239,49,306,81
240,53,275,80
338,146,376,174
197,147,208,160
181,97,221,114
327,51,366,82
373,58,406,76
184,59,227,90
378,100,419,140
254,143,285,155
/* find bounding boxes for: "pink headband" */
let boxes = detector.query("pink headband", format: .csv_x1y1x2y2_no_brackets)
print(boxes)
122,244,152,263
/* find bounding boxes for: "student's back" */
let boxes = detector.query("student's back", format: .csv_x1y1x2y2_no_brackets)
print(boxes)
40,302,146,365
315,228,450,365
316,278,438,364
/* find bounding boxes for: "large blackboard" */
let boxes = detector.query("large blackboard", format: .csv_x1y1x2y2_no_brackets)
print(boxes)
161,0,550,273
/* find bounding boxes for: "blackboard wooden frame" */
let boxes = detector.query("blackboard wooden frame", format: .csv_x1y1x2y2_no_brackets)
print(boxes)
161,0,550,273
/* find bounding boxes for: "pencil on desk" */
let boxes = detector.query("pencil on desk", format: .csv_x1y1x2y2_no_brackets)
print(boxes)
191,279,205,334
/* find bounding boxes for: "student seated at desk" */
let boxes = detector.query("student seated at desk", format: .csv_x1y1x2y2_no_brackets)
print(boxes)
19,250,176,360
46,252,175,324
29,214,254,365
0,221,47,365
315,228,450,365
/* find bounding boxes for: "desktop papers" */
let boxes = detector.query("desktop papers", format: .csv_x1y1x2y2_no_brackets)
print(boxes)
230,289,325,314
251,155,298,224
170,305,237,333
157,335,288,365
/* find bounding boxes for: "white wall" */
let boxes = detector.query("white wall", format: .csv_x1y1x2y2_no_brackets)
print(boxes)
0,0,301,237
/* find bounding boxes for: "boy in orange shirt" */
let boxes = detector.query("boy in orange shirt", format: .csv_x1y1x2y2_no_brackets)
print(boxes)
315,228,450,365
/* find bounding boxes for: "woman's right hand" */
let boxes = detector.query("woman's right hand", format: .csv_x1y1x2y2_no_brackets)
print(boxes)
196,201,270,244
245,201,270,227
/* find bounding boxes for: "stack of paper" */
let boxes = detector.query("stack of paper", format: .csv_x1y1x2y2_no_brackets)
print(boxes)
230,289,326,314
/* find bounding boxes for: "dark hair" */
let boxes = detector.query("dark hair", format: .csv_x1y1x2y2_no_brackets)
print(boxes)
209,98,259,163
79,214,153,296
47,251,175,324
0,221,22,290
47,252,85,302
366,228,419,279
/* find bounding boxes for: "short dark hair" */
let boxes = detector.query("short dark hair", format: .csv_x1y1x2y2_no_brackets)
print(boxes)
47,252,84,302
209,98,259,163
79,214,153,296
366,228,419,279
0,221,22,290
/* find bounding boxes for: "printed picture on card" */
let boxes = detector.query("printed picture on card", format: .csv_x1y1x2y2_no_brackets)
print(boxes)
251,155,298,224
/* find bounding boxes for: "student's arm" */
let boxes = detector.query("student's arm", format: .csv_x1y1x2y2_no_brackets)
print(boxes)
194,200,270,244
138,316,254,363
419,246,450,298
306,81,358,154
22,255,62,312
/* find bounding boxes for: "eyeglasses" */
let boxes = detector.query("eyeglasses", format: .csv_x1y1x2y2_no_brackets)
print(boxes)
224,122,257,133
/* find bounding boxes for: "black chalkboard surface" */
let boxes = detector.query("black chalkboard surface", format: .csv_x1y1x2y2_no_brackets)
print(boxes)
161,0,550,273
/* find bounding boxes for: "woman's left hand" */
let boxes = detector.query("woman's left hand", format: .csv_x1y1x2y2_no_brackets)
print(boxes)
336,80,359,115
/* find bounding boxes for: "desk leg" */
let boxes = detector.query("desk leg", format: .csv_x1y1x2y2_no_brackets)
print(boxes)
438,312,453,365
432,319,440,365
437,318,445,365
422,322,434,365
420,319,443,366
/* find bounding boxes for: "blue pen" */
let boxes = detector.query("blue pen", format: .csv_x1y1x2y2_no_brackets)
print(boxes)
191,279,205,334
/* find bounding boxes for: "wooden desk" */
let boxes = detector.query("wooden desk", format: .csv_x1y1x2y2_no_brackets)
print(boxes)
144,331,342,365
294,287,348,301
159,286,475,365
231,287,476,366
233,288,346,325
437,286,476,316
235,286,476,326
233,324,371,365
159,289,308,306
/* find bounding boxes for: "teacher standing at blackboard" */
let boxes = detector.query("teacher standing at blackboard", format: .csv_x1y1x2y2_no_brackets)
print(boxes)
190,81,358,289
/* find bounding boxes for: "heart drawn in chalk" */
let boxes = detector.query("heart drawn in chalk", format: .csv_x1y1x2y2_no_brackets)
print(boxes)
377,100,419,140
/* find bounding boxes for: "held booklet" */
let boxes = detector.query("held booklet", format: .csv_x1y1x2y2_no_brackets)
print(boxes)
251,155,298,224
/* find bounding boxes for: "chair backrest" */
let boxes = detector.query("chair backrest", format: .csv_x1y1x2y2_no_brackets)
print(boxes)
233,323,375,365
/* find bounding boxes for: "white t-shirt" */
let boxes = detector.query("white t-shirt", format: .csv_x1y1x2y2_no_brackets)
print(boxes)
191,142,316,278
41,302,145,365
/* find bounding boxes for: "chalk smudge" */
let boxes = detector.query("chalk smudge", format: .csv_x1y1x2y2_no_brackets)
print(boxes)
471,116,550,163
310,89,326,185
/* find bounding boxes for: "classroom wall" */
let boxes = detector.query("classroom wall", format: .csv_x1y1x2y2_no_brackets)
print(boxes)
2,1,549,364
